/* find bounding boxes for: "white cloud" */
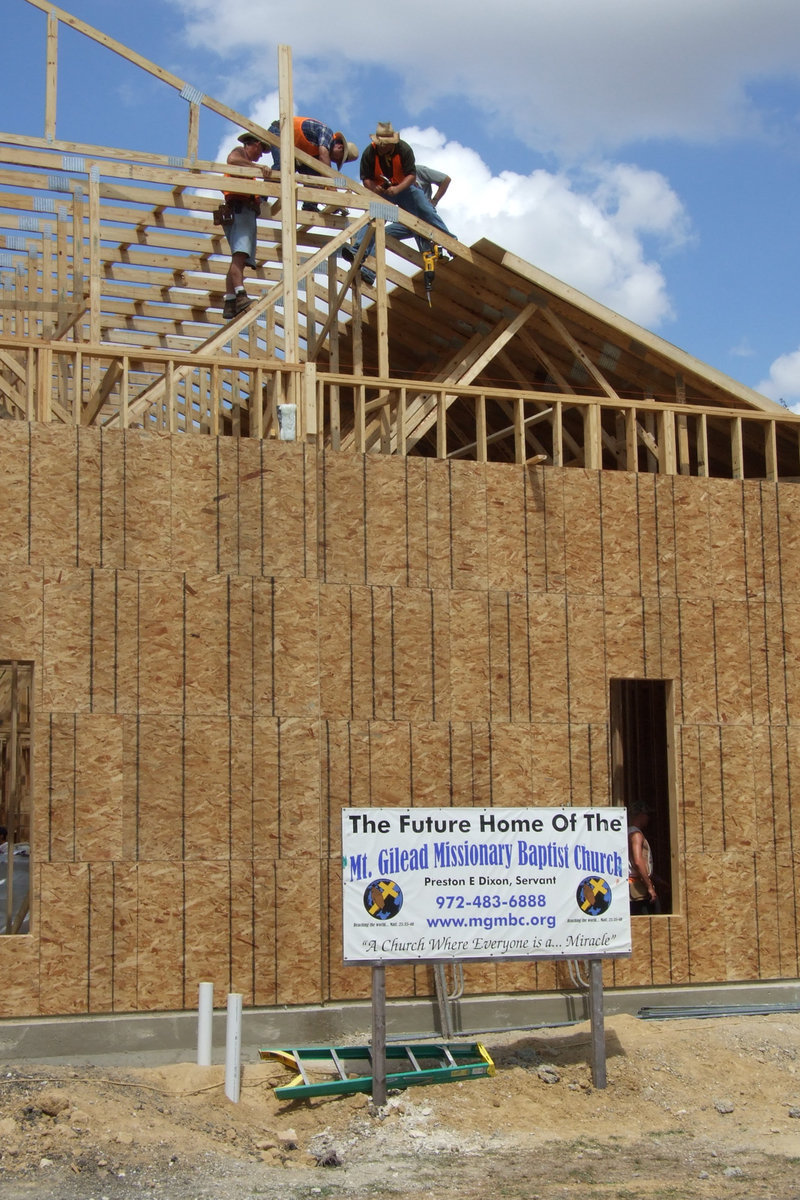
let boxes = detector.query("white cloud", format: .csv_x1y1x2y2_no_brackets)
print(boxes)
406,127,688,327
756,349,800,409
170,0,800,154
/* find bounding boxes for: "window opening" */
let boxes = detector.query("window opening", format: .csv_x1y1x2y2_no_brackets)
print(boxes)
610,678,674,915
1,662,32,935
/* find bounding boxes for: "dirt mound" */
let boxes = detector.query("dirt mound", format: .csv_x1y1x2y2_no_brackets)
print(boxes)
1,1012,799,1199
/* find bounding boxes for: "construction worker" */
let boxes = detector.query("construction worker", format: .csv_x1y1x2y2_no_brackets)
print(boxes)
414,164,451,208
341,122,454,285
268,117,358,209
220,131,270,320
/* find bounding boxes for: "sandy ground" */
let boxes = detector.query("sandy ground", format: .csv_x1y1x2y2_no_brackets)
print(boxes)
1,1010,800,1200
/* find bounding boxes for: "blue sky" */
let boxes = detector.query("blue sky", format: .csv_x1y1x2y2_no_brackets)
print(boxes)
5,0,800,407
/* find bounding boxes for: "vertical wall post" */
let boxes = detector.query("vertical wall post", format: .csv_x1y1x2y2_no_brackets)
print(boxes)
277,45,299,374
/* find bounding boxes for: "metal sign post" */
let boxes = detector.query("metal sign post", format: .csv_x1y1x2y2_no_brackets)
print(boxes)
588,958,607,1088
371,964,387,1106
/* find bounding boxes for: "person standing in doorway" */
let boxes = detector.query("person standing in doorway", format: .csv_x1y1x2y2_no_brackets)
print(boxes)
628,808,659,914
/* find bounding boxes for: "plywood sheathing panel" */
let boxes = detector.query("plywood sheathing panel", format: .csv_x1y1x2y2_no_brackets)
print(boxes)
277,717,321,857
128,715,183,859
319,453,366,584
183,715,231,859
677,599,717,725
88,569,118,714
112,571,140,710
708,481,747,600
0,567,43,661
184,859,231,1003
75,714,124,861
684,851,725,983
563,471,603,595
776,484,800,598
599,472,641,597
672,474,711,598
38,863,89,1014
405,457,430,588
87,861,116,1012
393,587,436,722
0,420,32,564
326,860,371,1002
654,476,678,596
273,577,320,716
721,851,759,978
252,861,279,1006
42,570,91,711
46,714,77,861
449,591,490,721
781,600,800,724
365,455,410,586
566,598,607,723
718,725,757,850
170,438,221,572
0,914,39,1016
31,425,77,567
424,460,452,589
713,602,754,725
136,572,184,714
603,597,645,679
527,595,569,723
266,442,314,580
409,721,452,807
77,427,103,567
449,461,489,591
318,586,353,718
275,860,323,1004
370,586,395,720
109,862,140,1012
635,474,659,596
121,431,173,570
487,463,527,592
136,863,185,1010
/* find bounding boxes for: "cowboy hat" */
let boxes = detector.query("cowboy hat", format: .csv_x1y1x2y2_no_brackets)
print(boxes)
333,133,359,163
372,121,399,144
237,131,268,148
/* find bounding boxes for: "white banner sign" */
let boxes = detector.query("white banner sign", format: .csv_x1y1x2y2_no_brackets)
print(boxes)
342,807,631,963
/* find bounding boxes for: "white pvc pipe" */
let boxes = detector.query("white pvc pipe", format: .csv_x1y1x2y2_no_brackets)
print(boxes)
224,992,243,1103
197,981,214,1067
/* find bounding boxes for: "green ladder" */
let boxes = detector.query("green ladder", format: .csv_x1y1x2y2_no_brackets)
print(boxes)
260,1041,494,1100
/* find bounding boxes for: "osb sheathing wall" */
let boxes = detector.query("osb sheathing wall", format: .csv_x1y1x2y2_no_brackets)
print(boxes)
0,420,798,1018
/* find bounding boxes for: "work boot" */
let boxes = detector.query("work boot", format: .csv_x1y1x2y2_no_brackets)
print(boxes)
360,267,376,287
301,201,320,212
222,295,236,320
340,245,356,263
234,291,252,315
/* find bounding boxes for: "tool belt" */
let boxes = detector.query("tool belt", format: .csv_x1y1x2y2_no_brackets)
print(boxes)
213,196,261,224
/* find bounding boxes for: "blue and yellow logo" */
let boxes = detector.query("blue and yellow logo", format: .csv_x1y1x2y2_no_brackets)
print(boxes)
363,879,403,920
576,876,612,916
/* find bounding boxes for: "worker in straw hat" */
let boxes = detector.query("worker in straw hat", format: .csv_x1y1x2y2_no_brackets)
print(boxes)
341,120,454,285
267,116,358,209
219,130,271,320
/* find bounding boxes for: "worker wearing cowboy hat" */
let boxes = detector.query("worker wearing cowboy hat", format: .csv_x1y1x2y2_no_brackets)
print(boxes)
219,131,271,320
342,121,454,284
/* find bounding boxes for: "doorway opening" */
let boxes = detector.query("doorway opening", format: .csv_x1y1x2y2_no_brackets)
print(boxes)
1,661,32,934
610,678,675,915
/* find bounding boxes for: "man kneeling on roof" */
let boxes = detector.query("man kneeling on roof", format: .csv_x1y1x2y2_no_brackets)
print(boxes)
220,131,270,321
341,121,455,286
268,117,358,210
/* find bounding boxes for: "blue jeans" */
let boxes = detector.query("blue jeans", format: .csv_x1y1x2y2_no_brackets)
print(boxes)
353,185,453,259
